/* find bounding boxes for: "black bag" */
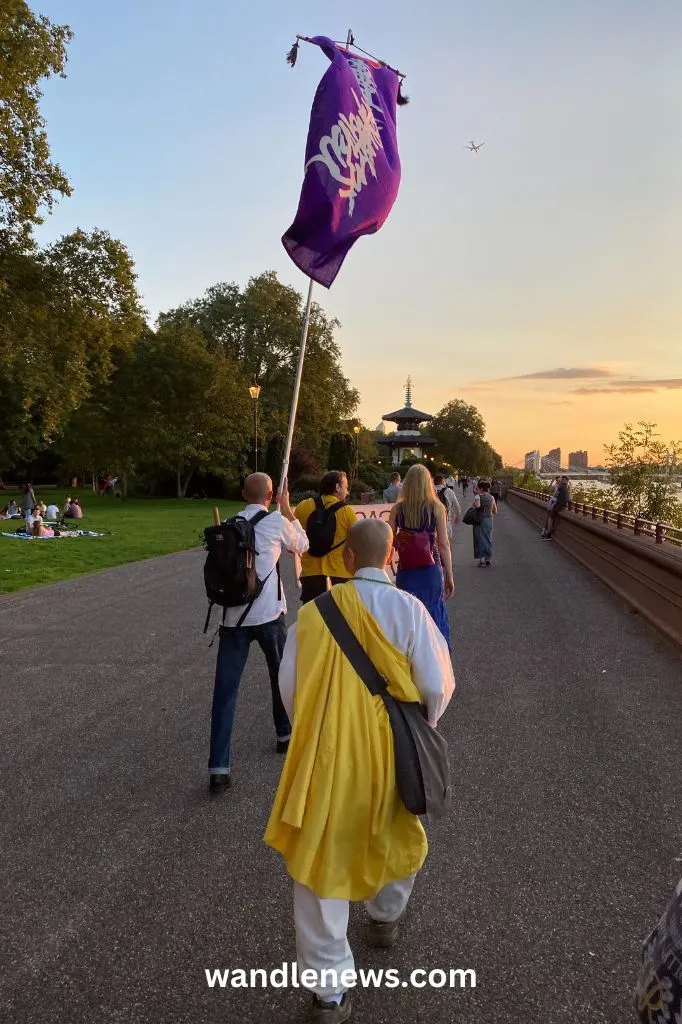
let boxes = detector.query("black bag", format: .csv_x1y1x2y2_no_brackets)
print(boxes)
315,591,451,820
305,496,346,558
462,505,482,527
202,510,278,631
437,487,449,511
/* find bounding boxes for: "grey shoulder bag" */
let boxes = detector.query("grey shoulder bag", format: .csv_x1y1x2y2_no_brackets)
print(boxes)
315,591,451,820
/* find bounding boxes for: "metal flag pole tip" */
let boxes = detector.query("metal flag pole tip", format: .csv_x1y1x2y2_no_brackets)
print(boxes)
288,32,408,90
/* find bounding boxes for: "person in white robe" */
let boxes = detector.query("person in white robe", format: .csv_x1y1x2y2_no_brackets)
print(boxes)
265,518,455,1022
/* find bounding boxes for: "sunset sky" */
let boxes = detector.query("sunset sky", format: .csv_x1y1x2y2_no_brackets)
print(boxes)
36,0,681,466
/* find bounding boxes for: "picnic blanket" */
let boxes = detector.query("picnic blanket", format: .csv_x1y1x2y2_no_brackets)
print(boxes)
1,530,106,540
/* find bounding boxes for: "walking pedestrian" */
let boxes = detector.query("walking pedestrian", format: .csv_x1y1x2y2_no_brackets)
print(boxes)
472,480,497,566
433,473,461,539
207,473,309,794
387,464,454,647
264,519,455,1022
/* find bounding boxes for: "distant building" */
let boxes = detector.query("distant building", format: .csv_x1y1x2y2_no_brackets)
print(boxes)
524,450,541,472
568,450,589,470
379,377,437,466
540,448,562,473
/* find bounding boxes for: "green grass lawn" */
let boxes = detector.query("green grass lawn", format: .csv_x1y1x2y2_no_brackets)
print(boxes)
0,488,241,595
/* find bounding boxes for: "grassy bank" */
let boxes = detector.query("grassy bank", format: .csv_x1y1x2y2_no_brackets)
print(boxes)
0,489,240,595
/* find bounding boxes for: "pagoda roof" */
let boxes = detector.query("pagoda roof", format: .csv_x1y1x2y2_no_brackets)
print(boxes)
382,407,433,423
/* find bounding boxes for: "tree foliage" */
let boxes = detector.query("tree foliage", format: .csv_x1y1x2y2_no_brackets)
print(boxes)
158,272,359,461
0,229,144,467
430,399,502,474
604,421,682,525
328,432,355,478
0,0,72,249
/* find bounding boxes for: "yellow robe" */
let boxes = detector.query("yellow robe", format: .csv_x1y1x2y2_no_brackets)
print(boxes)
263,582,428,900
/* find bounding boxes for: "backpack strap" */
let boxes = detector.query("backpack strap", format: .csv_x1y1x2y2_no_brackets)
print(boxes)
235,564,277,628
315,591,387,696
324,499,348,552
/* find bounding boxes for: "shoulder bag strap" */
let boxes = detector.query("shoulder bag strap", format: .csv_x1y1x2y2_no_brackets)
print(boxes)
315,591,387,697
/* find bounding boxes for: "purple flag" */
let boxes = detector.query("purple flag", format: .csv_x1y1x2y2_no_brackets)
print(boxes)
282,37,402,288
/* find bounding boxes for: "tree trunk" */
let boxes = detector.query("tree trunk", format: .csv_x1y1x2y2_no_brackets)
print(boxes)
176,466,182,498
180,469,194,498
121,473,128,499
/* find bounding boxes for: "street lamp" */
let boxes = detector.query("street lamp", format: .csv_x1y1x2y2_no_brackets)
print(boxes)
249,384,261,471
353,425,360,482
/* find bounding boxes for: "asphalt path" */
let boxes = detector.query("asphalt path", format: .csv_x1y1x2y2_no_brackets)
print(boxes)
1,500,681,1023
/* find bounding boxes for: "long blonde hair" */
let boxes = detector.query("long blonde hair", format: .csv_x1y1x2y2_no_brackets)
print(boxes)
397,464,440,529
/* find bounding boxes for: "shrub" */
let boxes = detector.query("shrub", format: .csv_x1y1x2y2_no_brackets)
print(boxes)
290,474,321,495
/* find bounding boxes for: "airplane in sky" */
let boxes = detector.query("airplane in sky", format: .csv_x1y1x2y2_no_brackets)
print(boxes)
464,141,485,152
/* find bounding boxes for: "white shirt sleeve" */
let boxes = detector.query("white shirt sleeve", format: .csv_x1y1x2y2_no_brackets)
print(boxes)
449,492,461,519
407,603,456,726
280,516,310,555
278,622,298,721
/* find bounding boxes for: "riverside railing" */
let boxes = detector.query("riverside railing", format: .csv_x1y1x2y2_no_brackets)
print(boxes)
510,487,682,549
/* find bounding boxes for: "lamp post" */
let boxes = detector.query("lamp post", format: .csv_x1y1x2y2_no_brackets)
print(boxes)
249,384,261,471
353,425,360,482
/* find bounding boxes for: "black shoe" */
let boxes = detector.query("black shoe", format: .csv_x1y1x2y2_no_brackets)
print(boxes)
309,993,352,1021
208,773,231,794
485,560,491,566
276,737,290,754
368,914,403,948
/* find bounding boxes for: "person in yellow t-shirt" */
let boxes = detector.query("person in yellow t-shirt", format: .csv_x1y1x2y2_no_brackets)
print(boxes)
294,471,358,604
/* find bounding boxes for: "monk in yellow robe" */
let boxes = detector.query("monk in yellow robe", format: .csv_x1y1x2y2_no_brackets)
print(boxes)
264,518,455,1022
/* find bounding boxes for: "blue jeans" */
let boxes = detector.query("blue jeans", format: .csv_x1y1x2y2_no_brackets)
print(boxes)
208,615,290,774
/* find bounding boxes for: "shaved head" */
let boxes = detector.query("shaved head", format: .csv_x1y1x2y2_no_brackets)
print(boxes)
242,473,273,505
345,518,393,571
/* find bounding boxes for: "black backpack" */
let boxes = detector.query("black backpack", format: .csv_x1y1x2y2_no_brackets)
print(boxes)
437,485,452,511
202,510,279,631
305,496,347,558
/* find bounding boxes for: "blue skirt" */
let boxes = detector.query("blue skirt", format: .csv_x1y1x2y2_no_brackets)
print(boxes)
473,516,493,558
396,563,451,649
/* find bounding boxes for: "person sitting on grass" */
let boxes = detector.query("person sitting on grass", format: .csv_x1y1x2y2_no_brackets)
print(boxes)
62,496,72,515
46,502,60,520
31,517,54,538
64,497,83,519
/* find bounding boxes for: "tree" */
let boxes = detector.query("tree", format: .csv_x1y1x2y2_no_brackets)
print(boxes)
0,229,144,466
158,271,359,463
264,432,286,483
328,432,354,477
0,0,72,250
604,421,682,525
138,323,251,497
431,400,487,473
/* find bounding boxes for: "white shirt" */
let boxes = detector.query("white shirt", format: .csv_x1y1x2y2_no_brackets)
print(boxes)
46,504,60,519
224,504,309,628
279,568,455,727
436,484,461,526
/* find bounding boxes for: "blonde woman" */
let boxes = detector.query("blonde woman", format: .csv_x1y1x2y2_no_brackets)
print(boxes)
388,464,454,647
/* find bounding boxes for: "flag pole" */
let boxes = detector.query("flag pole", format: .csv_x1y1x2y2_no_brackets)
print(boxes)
278,277,314,501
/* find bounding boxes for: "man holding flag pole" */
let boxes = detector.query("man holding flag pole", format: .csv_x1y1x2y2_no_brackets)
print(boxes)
263,34,457,1024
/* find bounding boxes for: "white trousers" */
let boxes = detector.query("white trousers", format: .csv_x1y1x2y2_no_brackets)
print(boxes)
293,874,417,1002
